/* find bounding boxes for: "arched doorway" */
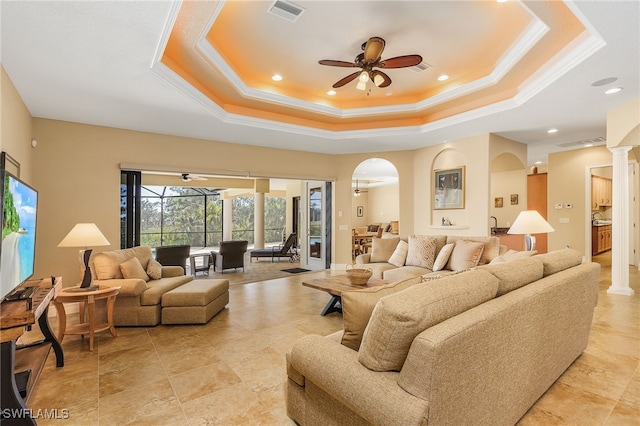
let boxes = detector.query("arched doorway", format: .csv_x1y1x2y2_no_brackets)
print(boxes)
351,158,399,258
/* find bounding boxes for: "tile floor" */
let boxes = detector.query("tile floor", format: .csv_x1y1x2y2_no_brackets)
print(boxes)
25,253,639,425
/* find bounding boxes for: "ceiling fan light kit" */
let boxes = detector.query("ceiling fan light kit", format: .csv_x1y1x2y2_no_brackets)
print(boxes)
319,36,422,90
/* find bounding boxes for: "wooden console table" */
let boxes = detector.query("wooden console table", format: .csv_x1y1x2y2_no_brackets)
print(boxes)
0,277,63,425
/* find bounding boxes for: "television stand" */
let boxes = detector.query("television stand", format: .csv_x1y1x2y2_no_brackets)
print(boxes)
0,277,63,425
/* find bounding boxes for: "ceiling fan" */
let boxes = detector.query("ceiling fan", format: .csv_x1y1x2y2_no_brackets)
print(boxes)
319,36,422,90
181,173,207,182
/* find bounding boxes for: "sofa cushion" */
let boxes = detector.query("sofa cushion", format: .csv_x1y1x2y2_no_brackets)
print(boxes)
358,269,499,372
432,243,454,272
383,266,431,282
489,249,537,264
405,235,437,269
341,276,422,351
369,237,400,263
92,246,153,280
446,239,485,271
140,275,194,306
388,240,409,267
480,257,544,296
146,258,163,280
120,257,150,282
535,248,583,277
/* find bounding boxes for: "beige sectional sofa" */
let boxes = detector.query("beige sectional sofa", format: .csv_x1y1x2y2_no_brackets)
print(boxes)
90,245,194,326
355,235,506,281
287,249,600,425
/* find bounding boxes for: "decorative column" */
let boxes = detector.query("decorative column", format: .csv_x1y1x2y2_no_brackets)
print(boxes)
607,146,633,296
222,197,232,241
254,192,265,249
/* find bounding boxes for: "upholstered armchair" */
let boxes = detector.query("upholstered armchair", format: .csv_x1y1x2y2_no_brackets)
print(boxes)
212,240,248,272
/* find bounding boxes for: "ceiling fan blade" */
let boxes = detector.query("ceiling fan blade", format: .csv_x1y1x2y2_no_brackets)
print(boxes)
319,59,358,68
371,70,392,88
363,37,385,63
378,54,423,69
332,71,360,88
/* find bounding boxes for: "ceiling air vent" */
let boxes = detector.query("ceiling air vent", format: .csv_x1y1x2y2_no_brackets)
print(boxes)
268,0,305,22
410,62,431,72
557,137,605,148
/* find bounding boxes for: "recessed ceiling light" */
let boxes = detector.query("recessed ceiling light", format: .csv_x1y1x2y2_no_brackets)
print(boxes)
584,143,593,147
605,87,623,94
534,161,542,165
385,91,393,96
547,128,558,134
437,74,449,81
591,77,617,87
271,74,283,81
327,90,336,96
497,0,508,3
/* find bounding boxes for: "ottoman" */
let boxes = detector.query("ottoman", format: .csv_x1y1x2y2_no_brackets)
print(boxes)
161,279,229,325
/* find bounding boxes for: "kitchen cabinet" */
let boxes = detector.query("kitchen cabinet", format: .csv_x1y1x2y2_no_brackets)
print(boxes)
591,225,612,254
591,176,612,210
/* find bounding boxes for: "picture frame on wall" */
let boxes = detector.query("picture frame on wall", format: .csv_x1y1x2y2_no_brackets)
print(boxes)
357,206,364,217
510,194,518,205
495,197,503,208
434,167,465,209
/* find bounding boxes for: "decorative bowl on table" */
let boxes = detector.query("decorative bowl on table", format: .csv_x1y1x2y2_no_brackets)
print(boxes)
345,264,373,285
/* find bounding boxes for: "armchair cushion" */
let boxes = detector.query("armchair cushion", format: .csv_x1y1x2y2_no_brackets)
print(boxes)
140,275,194,306
120,257,150,282
146,258,162,280
161,265,186,278
358,269,499,372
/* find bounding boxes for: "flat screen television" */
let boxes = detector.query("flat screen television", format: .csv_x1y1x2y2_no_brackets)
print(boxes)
0,170,38,302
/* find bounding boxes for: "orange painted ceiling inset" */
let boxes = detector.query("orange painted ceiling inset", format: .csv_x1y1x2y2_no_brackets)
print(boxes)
160,0,589,133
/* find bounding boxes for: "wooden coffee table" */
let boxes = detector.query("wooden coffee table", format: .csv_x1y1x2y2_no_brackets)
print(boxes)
302,275,390,315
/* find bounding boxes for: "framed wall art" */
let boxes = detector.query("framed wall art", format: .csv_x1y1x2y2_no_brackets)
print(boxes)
495,197,503,208
357,206,364,217
434,167,465,209
510,194,519,205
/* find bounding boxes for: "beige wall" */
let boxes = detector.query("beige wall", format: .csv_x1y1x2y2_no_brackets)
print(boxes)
607,98,640,148
491,169,527,228
31,118,340,282
547,146,613,254
367,184,399,225
413,134,492,235
0,66,34,182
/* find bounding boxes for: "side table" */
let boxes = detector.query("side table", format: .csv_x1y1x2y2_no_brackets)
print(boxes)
53,285,120,351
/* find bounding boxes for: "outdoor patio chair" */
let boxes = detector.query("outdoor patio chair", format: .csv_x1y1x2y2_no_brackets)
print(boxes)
250,233,298,262
154,244,191,274
211,240,248,272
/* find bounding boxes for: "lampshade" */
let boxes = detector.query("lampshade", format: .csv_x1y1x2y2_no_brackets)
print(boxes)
507,211,555,235
58,223,110,248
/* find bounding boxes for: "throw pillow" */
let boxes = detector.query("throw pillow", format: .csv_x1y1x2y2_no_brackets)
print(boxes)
358,269,499,371
388,240,409,267
146,258,163,280
446,239,485,271
120,257,150,281
432,243,454,271
369,237,400,263
405,235,437,269
341,276,422,351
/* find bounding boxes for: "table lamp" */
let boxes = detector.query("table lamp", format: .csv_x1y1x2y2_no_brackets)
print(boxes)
58,223,110,291
507,210,555,251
